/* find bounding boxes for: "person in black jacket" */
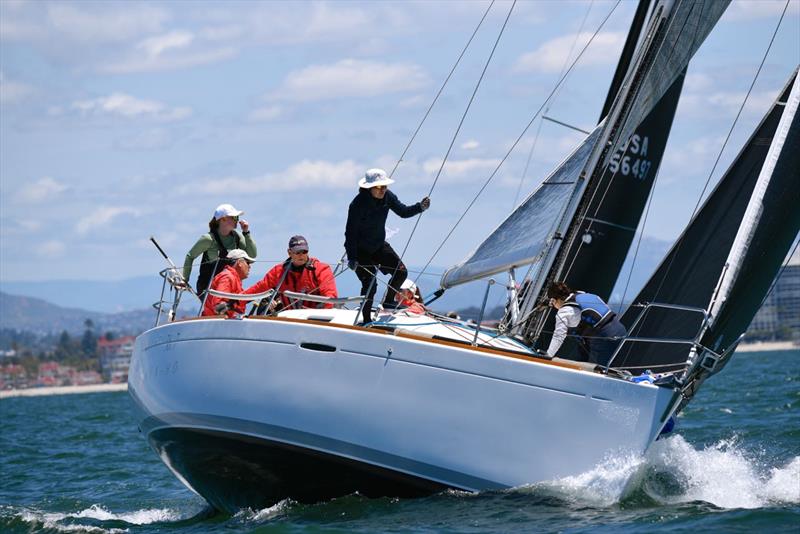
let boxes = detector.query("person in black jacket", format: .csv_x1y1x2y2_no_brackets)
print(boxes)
345,168,430,323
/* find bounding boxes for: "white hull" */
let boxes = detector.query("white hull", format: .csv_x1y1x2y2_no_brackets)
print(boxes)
129,310,679,512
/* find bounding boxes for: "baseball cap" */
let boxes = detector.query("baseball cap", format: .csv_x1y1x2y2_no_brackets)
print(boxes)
214,203,244,220
227,249,255,263
288,235,309,253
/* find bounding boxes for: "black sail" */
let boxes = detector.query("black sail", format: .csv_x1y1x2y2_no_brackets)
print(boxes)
561,72,685,301
614,70,800,372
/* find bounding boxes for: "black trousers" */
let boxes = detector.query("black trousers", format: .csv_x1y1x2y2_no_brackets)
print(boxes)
355,242,408,323
580,317,628,367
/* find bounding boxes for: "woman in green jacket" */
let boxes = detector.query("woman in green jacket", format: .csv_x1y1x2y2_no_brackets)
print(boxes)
183,203,257,296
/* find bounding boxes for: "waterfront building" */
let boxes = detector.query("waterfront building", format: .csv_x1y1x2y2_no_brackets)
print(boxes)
748,260,800,341
98,336,135,383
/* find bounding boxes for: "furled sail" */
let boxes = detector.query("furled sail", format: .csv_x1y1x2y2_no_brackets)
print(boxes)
613,69,800,372
440,126,603,288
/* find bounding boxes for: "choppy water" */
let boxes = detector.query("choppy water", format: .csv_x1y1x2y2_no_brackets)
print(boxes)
1,350,798,533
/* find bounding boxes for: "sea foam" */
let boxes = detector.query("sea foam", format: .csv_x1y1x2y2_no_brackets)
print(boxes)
15,504,182,533
535,434,800,509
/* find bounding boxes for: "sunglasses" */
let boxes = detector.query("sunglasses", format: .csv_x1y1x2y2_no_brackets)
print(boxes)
291,249,309,255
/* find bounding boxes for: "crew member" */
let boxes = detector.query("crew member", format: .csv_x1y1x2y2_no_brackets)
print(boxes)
184,203,257,296
245,235,337,311
345,168,430,323
395,279,426,315
202,249,255,317
545,281,627,366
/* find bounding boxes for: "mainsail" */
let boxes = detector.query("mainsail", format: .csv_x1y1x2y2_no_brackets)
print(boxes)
614,69,800,372
440,0,729,344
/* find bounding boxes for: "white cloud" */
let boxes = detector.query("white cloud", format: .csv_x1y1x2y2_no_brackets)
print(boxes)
249,105,283,122
16,177,67,203
461,140,480,151
681,89,781,119
514,32,625,73
726,0,800,21
44,3,169,44
138,30,193,57
75,206,141,235
0,72,34,104
71,93,192,121
422,157,502,178
268,59,430,102
38,240,66,259
186,159,363,195
103,45,236,74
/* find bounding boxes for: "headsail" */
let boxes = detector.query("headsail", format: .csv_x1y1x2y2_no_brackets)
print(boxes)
441,126,603,288
439,0,728,328
613,69,800,372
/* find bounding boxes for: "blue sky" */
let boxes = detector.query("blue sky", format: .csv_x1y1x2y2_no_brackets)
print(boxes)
1,0,798,288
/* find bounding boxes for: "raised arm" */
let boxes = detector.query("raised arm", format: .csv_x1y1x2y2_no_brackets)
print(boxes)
386,191,423,219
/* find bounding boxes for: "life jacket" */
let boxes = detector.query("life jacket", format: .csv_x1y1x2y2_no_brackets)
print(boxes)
196,230,240,295
563,292,614,333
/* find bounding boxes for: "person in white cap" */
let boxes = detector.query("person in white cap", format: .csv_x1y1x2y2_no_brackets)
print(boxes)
344,168,430,323
394,278,426,315
184,203,257,297
202,249,255,317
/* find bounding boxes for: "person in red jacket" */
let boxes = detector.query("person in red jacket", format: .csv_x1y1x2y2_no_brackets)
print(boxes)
245,235,337,311
394,279,426,315
202,249,255,317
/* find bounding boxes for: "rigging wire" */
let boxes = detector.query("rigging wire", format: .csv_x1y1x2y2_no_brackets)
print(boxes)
397,0,517,266
647,0,791,305
511,0,595,210
413,0,623,284
388,0,496,179
559,0,702,283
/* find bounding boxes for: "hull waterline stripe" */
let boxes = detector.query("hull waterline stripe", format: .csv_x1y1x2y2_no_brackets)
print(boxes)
140,412,505,492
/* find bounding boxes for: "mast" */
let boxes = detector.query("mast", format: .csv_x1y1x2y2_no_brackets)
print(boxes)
514,0,729,346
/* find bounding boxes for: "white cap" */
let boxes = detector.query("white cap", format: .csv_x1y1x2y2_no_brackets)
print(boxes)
214,203,244,220
227,249,255,263
400,279,417,293
358,168,395,188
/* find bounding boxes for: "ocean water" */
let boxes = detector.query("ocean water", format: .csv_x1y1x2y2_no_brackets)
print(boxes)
1,350,798,533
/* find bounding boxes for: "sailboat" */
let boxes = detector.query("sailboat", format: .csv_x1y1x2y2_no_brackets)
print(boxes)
128,0,799,514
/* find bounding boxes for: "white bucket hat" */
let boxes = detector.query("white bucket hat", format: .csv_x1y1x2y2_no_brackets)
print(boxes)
227,249,255,263
358,168,395,188
214,203,244,220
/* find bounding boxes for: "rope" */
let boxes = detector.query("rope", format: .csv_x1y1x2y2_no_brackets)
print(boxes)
388,0,496,178
413,0,623,283
648,0,791,305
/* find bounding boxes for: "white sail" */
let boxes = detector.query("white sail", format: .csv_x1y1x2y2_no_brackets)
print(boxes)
441,125,603,288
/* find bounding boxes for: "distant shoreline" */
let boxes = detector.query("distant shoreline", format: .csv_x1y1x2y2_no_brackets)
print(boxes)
736,340,799,353
0,383,127,399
